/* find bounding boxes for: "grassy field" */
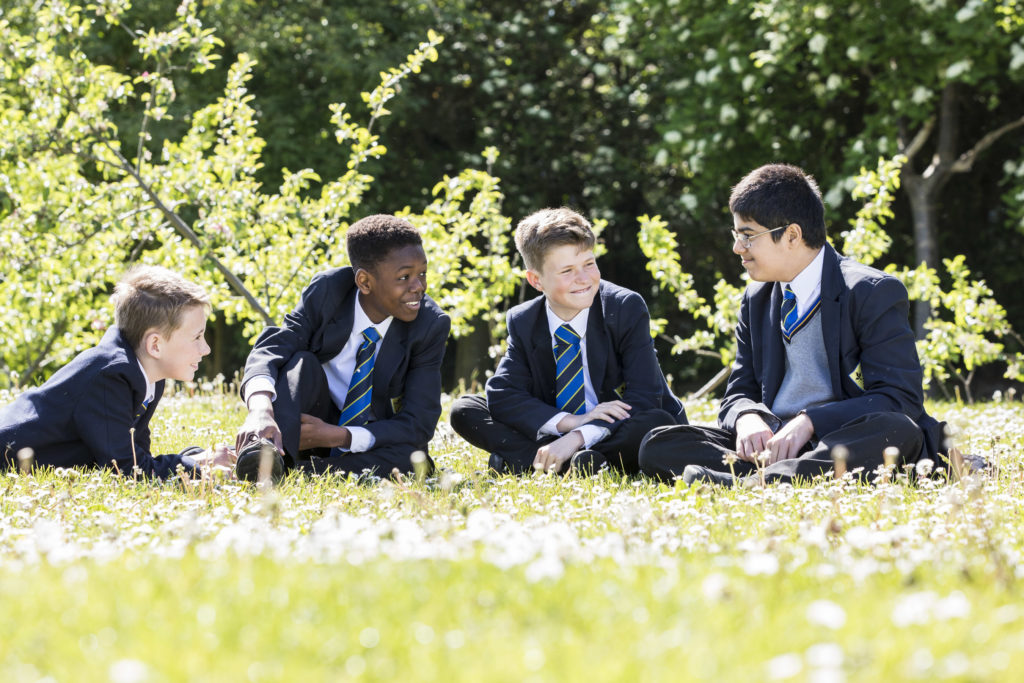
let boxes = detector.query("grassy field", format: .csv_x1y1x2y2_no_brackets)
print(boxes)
2,385,1023,682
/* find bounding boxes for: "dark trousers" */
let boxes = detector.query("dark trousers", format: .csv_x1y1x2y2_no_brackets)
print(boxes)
450,394,677,475
272,351,431,478
638,411,924,484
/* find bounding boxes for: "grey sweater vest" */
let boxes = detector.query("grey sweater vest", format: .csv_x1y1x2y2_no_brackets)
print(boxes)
771,311,834,419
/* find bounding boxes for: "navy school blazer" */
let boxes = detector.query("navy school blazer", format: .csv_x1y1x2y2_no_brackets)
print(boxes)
486,280,686,439
0,326,197,478
719,244,943,457
241,267,451,453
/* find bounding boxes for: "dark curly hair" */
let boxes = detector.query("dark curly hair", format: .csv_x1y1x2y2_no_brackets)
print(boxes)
346,214,423,271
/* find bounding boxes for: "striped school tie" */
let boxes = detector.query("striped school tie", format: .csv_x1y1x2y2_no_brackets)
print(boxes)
134,398,151,421
780,285,798,342
338,327,381,426
553,324,586,415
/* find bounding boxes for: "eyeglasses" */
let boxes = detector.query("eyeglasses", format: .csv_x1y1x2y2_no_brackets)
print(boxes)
730,225,788,250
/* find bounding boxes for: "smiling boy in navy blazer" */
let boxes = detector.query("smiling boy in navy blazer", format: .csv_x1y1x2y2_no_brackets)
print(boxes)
450,208,685,475
234,214,451,480
639,164,944,486
0,266,233,478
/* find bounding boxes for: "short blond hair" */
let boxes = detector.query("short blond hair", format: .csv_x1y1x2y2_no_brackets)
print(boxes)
514,208,596,272
112,266,210,349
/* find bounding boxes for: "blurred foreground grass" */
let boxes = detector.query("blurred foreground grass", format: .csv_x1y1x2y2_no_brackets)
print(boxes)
2,387,1023,682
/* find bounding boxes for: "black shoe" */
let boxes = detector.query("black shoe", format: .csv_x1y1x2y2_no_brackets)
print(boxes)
488,453,506,474
569,450,608,476
682,464,736,487
235,438,285,483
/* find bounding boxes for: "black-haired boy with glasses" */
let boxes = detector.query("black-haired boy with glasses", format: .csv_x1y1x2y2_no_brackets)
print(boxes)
638,163,944,486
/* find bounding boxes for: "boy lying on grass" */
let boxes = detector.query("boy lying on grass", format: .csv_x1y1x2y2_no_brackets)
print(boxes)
0,266,235,478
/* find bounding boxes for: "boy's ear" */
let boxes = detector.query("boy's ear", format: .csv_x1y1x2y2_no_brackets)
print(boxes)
354,267,374,295
140,328,163,359
785,222,803,245
525,269,544,293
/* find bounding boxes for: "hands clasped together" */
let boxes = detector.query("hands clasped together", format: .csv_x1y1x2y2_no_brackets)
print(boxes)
734,412,814,465
533,400,631,473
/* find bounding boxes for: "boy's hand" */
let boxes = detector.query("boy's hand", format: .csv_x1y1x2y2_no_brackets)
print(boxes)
194,445,236,479
235,407,284,454
765,413,814,464
236,392,284,453
735,413,774,462
556,400,631,433
533,431,584,473
207,444,237,467
299,414,352,450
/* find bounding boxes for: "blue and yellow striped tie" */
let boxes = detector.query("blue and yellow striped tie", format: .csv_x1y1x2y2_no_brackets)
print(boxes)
781,285,798,342
338,327,381,426
554,324,586,416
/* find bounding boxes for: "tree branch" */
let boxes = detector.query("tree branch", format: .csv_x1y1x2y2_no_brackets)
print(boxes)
690,365,730,401
21,318,69,387
899,116,935,162
950,115,1024,173
101,141,274,325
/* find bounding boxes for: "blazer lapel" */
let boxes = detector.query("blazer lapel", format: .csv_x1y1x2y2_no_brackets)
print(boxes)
318,285,358,359
762,282,787,406
372,320,406,416
529,301,557,400
819,245,844,395
585,288,607,396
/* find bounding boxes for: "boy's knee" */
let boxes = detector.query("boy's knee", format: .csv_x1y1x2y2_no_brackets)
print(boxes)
632,408,677,430
449,394,486,434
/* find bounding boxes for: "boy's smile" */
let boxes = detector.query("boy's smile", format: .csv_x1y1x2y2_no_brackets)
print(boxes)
526,244,600,321
358,244,429,324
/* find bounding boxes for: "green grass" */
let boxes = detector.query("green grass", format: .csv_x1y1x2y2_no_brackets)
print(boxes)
2,387,1024,681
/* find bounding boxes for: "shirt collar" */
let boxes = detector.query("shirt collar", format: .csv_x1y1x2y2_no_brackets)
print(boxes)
784,247,825,304
355,292,393,340
136,360,156,404
545,302,589,340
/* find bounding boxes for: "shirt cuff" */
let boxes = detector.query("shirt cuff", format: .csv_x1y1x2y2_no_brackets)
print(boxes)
738,408,781,433
576,425,610,449
243,376,277,405
345,426,375,453
538,412,570,439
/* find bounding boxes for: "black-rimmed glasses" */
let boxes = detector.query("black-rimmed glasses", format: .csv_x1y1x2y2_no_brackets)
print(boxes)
730,225,788,249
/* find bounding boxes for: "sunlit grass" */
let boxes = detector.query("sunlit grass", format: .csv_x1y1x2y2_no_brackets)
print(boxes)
2,386,1023,681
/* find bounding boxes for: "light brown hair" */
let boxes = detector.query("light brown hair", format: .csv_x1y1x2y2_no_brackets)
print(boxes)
112,266,210,350
514,208,596,272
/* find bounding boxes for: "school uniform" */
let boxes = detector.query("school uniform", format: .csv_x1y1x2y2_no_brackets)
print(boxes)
0,327,200,478
241,266,450,476
639,244,944,483
451,280,685,474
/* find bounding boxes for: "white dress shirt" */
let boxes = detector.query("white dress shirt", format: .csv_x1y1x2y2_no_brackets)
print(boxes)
243,293,393,453
537,304,611,449
783,247,825,317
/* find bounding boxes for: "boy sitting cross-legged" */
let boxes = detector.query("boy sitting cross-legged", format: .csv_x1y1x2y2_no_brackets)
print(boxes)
638,163,945,486
0,266,233,478
234,214,451,480
451,207,686,475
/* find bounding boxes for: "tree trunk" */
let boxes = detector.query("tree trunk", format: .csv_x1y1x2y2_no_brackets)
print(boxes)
903,175,940,335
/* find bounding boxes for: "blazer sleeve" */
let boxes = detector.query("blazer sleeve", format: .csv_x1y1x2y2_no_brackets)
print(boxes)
241,272,328,394
719,292,780,432
803,276,924,435
364,312,451,449
72,371,196,479
486,311,564,438
584,291,664,433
